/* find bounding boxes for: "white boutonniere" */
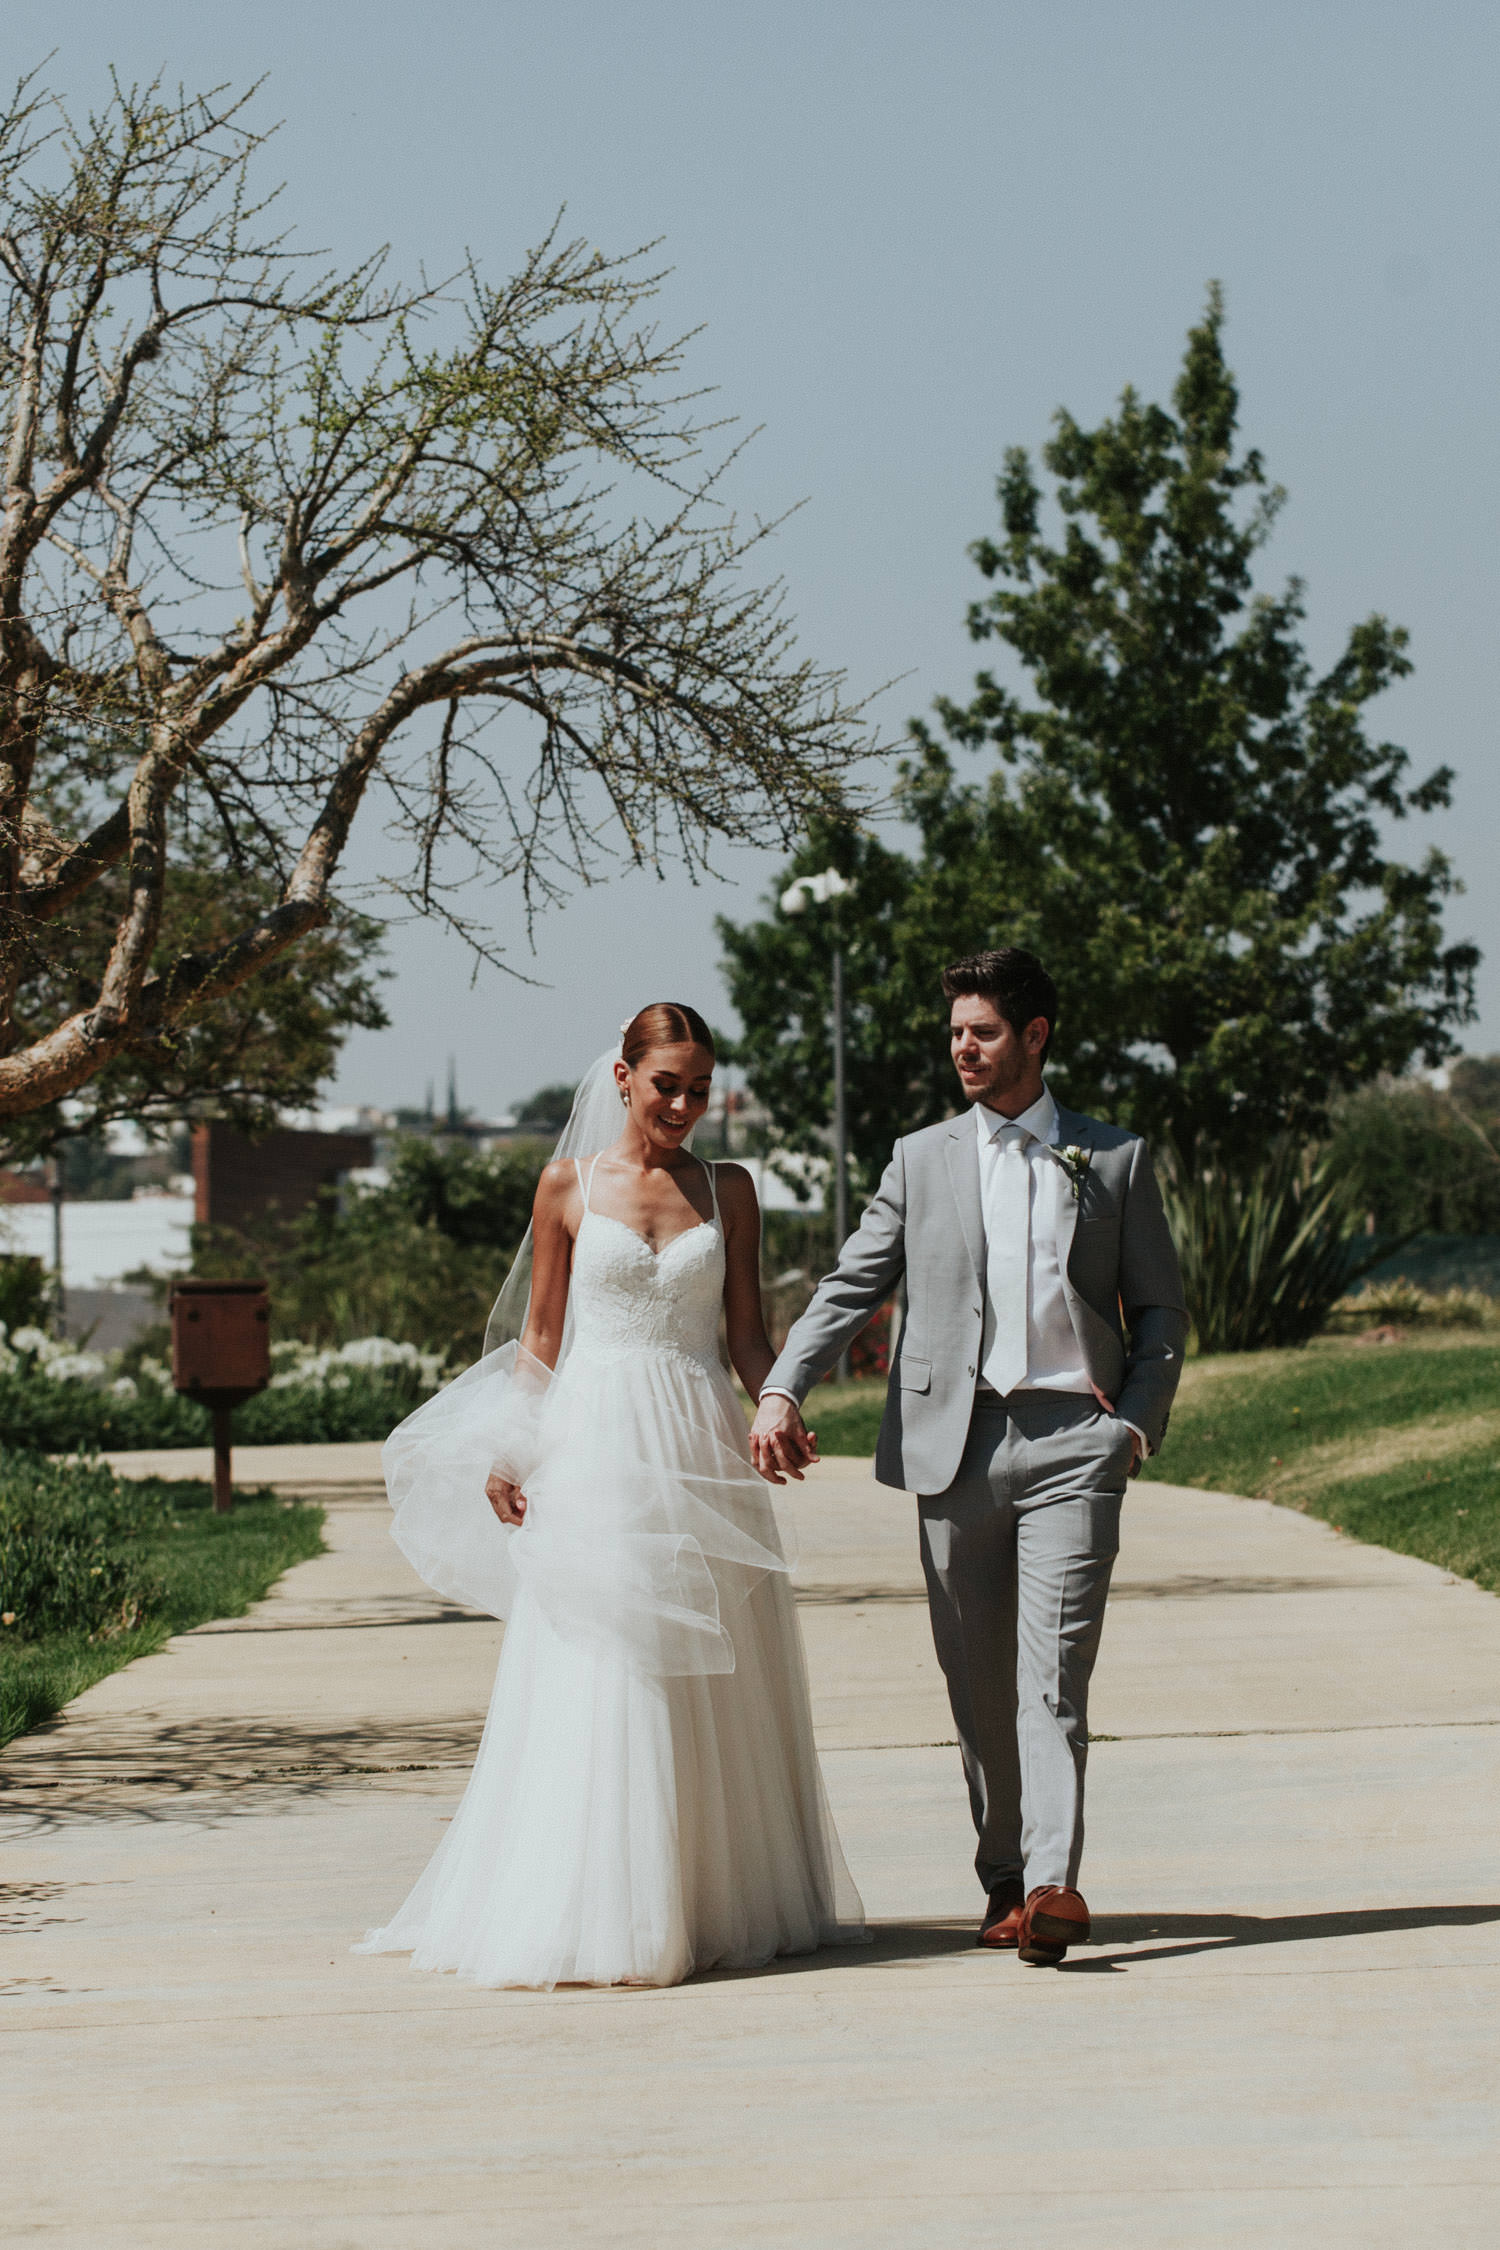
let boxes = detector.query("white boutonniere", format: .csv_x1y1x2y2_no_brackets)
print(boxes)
1055,1143,1093,1202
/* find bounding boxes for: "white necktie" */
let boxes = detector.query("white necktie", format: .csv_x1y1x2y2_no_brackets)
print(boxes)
984,1124,1030,1395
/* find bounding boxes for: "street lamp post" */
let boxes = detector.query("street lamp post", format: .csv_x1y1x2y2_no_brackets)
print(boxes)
829,939,848,1255
47,1152,65,1339
781,867,853,1382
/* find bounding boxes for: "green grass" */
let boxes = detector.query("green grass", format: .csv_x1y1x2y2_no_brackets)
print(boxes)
0,1478,324,1748
1141,1332,1500,1592
785,1338,1500,1595
799,1378,887,1458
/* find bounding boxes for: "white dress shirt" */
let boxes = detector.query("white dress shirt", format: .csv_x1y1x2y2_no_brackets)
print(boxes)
762,1083,1143,1452
976,1089,1092,1395
975,1089,1144,1447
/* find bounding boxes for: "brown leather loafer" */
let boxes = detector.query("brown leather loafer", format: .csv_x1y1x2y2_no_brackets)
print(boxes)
977,1878,1026,1949
1017,1884,1091,1966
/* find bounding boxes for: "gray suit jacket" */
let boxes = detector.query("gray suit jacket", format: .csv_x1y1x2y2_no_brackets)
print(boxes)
764,1099,1189,1496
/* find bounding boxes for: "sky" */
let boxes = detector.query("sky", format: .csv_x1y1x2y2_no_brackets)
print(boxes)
13,1,1500,1115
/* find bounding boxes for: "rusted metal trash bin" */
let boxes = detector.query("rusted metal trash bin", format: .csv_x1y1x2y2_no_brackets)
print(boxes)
169,1279,271,1514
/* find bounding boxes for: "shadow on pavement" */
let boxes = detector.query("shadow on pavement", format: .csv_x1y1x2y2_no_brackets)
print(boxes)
0,1711,484,1829
1069,1902,1500,1970
696,1902,1500,1983
697,1918,977,1981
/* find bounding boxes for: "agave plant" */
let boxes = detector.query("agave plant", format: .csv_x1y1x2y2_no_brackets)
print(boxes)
1159,1138,1393,1353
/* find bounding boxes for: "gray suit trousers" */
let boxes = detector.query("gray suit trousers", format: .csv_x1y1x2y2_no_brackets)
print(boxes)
918,1391,1131,1896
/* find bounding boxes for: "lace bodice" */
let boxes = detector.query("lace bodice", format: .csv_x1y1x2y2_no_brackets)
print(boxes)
568,1169,726,1366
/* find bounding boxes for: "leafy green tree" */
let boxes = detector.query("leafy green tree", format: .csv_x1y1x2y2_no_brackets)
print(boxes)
374,1136,551,1252
723,291,1477,1168
1327,1068,1500,1236
916,285,1476,1153
719,824,936,1195
511,1084,578,1134
1450,1055,1500,1115
4,795,387,1161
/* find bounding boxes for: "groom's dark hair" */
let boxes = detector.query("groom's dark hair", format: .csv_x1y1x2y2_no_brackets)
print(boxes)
941,947,1057,1063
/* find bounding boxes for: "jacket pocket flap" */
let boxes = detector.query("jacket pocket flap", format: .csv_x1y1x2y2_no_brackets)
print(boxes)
899,1356,931,1393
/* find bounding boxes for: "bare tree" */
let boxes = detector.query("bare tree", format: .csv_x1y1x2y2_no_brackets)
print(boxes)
0,70,868,1150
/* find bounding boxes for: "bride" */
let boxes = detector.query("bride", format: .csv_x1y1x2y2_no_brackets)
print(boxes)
357,1001,865,1988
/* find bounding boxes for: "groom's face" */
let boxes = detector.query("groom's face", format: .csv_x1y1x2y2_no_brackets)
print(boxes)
950,996,1047,1110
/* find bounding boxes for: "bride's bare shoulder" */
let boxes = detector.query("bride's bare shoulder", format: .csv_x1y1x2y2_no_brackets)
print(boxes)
708,1160,759,1216
534,1158,583,1215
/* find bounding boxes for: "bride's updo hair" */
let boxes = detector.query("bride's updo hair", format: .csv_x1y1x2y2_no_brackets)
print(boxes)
621,1002,715,1069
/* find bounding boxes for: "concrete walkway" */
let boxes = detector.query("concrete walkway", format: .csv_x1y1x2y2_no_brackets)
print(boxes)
3,1450,1498,2247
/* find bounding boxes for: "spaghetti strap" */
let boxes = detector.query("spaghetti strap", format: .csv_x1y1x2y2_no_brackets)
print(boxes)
575,1154,602,1213
703,1157,722,1231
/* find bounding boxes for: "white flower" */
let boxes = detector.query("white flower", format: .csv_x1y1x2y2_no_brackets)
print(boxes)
335,1336,420,1370
1051,1143,1094,1203
110,1376,139,1399
49,1350,108,1384
250,1332,448,1393
10,1325,51,1356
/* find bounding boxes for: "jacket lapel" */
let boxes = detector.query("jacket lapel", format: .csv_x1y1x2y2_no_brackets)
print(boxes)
942,1114,986,1283
1047,1100,1087,1278
1047,1102,1123,1390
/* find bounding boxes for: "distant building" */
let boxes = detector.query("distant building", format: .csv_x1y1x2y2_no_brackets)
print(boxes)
0,1168,51,1204
388,1062,524,1150
192,1121,375,1233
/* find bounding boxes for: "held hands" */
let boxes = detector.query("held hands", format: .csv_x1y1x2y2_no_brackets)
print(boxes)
749,1393,820,1485
485,1472,527,1526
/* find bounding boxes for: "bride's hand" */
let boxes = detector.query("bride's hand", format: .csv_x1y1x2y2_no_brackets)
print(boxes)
749,1394,819,1485
485,1472,528,1526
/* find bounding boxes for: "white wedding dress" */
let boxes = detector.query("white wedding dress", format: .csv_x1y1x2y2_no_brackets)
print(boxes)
357,1156,865,1988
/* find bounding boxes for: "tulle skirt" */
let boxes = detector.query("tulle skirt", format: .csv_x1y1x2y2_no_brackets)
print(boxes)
357,1342,865,1988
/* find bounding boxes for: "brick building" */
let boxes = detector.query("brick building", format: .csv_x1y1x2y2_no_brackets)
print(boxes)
192,1122,375,1233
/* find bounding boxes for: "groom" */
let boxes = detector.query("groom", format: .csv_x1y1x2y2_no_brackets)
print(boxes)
750,948,1187,1964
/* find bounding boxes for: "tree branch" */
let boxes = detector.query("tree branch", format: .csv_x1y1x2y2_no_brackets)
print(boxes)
0,72,870,1136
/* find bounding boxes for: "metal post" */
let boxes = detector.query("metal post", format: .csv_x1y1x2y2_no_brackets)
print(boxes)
211,1400,234,1516
831,939,850,1384
48,1154,65,1339
779,867,856,1386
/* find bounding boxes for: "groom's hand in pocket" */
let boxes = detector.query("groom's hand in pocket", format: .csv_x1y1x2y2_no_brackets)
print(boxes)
750,1394,819,1484
485,1473,528,1525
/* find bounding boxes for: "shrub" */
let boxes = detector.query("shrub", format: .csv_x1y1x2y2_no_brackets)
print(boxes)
1160,1138,1382,1353
0,1456,163,1639
0,1326,448,1451
1328,1280,1498,1332
1326,1069,1500,1236
0,1468,325,1745
0,1254,54,1333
